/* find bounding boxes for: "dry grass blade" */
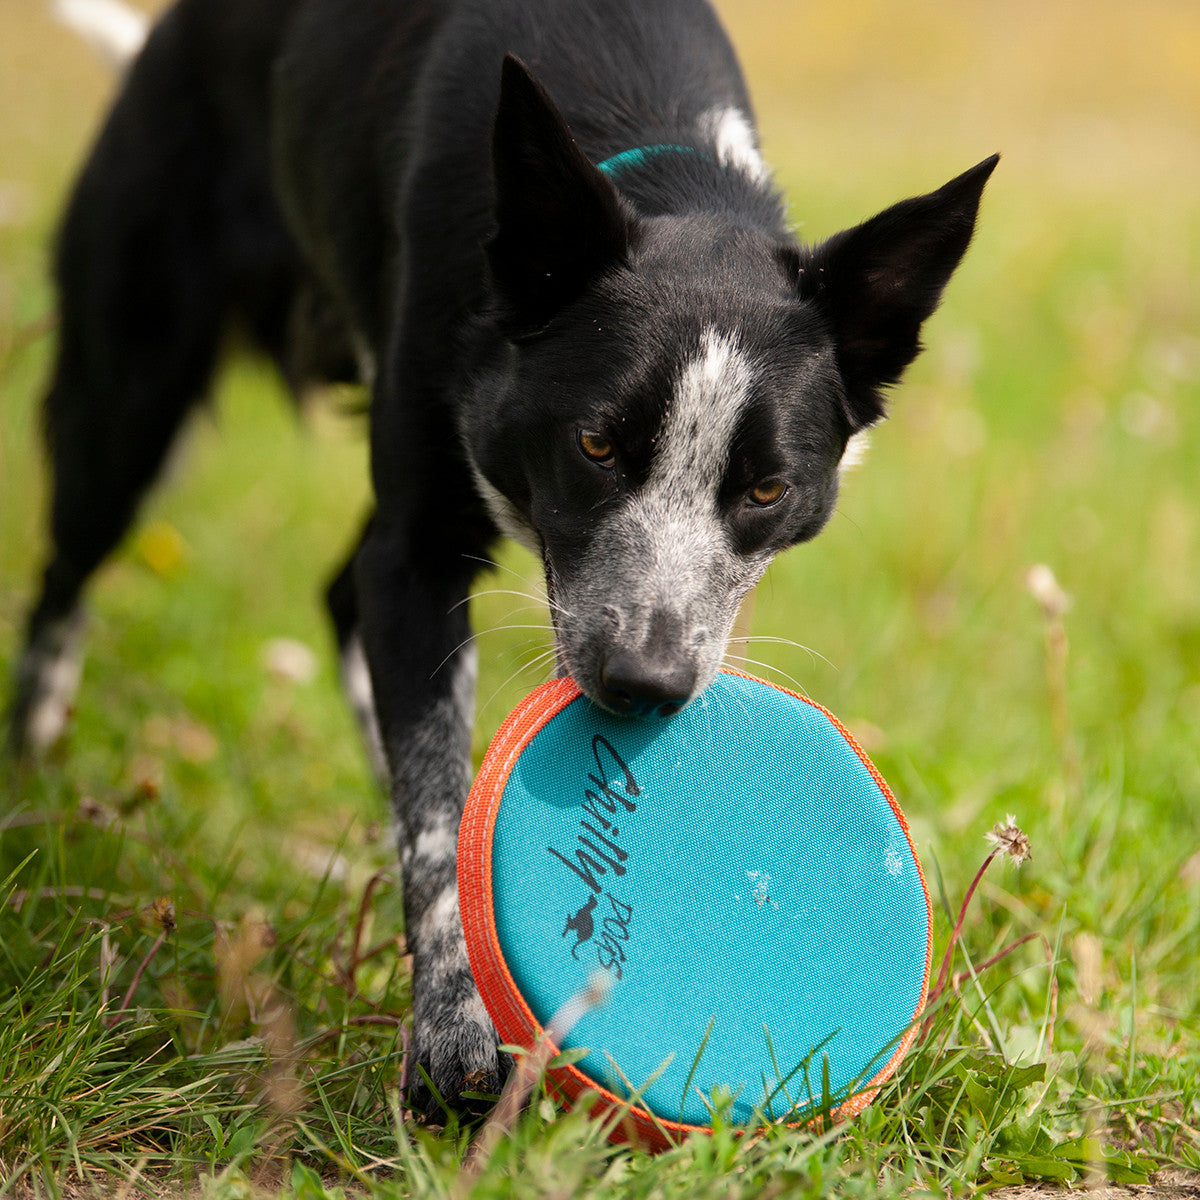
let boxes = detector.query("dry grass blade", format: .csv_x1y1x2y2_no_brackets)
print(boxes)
455,974,612,1191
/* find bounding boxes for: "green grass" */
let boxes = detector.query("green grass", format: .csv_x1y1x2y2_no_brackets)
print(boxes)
2,0,1199,1195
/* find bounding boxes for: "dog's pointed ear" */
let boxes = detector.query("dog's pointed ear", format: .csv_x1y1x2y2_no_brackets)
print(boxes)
487,55,633,333
800,154,999,429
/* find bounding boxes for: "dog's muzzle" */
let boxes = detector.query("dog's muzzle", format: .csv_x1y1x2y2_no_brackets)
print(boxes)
594,609,698,718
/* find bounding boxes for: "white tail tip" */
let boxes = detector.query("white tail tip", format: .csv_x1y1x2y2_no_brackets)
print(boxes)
53,0,149,69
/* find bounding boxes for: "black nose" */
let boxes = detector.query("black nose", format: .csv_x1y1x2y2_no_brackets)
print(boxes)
598,648,697,718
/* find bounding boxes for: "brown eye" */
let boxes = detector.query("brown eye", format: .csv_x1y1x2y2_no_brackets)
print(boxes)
577,429,616,467
748,479,788,507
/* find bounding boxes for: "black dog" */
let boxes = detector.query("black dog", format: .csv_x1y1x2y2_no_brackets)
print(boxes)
11,0,996,1112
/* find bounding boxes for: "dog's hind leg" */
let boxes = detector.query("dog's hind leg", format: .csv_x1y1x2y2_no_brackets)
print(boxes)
324,522,388,782
8,0,315,759
9,30,253,756
10,217,225,756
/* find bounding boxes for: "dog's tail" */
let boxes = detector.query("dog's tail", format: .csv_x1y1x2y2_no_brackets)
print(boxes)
53,0,148,69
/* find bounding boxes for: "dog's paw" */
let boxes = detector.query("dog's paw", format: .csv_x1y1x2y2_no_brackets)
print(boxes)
407,991,511,1120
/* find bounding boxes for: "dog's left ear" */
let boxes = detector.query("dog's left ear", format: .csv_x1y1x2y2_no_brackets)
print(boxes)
800,154,999,429
487,55,634,334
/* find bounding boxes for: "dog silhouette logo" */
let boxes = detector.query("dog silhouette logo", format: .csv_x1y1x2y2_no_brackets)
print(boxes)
562,893,598,958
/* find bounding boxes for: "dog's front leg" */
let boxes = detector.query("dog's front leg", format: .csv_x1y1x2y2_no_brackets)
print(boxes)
354,517,506,1115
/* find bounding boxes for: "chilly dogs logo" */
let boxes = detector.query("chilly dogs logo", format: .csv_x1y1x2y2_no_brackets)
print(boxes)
547,734,640,980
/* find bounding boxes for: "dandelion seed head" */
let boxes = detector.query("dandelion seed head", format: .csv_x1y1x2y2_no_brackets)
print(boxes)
985,814,1032,864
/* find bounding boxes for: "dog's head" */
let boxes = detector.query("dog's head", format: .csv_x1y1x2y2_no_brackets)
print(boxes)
464,57,997,717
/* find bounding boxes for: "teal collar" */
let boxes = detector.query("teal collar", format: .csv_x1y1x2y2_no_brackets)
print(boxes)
595,143,704,177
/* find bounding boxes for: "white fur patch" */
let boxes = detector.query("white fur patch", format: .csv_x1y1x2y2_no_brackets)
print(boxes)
617,327,758,629
340,633,388,780
412,822,459,866
26,650,82,752
654,327,756,497
416,882,461,943
53,0,148,68
456,990,492,1028
839,429,872,475
21,614,85,753
469,463,541,555
697,106,770,184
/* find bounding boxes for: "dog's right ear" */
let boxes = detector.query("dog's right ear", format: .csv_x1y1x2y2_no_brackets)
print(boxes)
799,155,999,430
487,55,633,334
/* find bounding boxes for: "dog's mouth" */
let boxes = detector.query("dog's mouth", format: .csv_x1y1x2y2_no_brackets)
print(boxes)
543,556,709,718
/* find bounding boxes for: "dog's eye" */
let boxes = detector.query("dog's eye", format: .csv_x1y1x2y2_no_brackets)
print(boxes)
748,479,788,507
577,429,616,468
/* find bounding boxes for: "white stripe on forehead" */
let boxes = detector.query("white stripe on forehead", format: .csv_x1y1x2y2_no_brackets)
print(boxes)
651,327,755,493
565,327,766,672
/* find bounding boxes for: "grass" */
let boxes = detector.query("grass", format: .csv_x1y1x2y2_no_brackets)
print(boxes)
2,0,1199,1195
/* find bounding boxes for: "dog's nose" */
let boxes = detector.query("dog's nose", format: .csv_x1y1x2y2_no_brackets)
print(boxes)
599,649,697,718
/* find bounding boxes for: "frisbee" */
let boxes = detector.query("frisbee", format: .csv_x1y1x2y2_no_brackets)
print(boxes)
458,669,930,1145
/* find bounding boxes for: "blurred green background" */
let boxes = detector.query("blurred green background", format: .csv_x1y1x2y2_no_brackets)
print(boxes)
1,0,1198,965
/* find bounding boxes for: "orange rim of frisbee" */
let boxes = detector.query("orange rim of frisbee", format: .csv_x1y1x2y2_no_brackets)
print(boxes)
458,669,932,1149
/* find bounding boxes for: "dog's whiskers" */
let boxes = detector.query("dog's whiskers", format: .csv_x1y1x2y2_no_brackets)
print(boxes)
461,552,533,586
705,679,755,727
460,554,577,616
431,631,484,678
724,634,836,672
489,589,572,620
721,652,813,699
430,618,556,678
478,644,561,716
473,622,558,638
455,586,564,617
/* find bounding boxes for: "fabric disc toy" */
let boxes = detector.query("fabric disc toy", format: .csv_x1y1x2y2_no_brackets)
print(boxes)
458,669,930,1146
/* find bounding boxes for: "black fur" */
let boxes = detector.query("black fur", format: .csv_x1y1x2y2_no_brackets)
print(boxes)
10,0,996,1115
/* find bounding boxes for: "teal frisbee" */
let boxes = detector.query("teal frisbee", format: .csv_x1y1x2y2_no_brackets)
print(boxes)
459,669,930,1145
